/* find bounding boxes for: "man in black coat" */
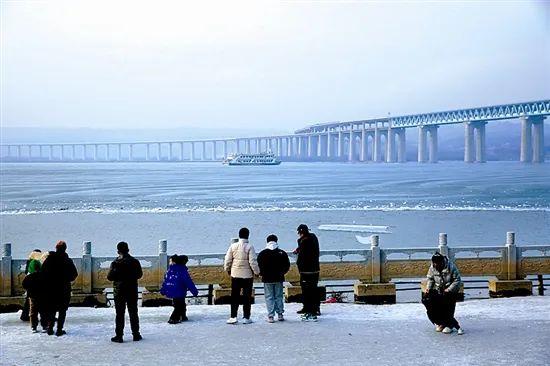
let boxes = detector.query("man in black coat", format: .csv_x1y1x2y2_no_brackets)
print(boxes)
293,224,320,321
257,234,290,322
107,242,143,343
41,241,78,336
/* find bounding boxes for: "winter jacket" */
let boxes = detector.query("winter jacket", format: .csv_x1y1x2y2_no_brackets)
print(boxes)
224,239,260,279
257,242,291,283
41,251,78,310
160,264,199,299
107,254,143,297
22,271,43,299
426,257,462,294
295,233,320,274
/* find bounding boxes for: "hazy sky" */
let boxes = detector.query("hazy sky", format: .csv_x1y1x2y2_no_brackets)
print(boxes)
2,0,549,132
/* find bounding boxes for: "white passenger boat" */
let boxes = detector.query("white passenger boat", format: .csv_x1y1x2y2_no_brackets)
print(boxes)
223,152,281,166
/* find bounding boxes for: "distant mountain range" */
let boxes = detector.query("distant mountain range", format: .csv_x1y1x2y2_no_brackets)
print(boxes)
2,120,548,161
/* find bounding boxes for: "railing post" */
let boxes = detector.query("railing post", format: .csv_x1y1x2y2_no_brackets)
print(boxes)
538,275,544,296
208,284,214,305
506,231,517,280
371,235,380,283
438,233,449,257
1,243,12,296
82,241,92,293
158,240,168,289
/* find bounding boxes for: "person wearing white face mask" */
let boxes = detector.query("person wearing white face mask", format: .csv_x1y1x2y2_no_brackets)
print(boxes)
257,235,290,323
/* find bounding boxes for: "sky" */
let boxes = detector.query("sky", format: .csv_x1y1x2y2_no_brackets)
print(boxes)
1,0,549,133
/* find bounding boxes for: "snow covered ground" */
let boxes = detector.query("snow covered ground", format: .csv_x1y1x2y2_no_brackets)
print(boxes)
1,297,549,366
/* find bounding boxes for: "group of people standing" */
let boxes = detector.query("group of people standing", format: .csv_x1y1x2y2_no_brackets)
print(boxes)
21,241,78,336
222,224,320,324
19,223,464,342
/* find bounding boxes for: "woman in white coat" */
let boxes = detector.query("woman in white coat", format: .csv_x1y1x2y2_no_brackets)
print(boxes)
224,227,260,324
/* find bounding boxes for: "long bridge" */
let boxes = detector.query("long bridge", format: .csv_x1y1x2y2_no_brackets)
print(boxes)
2,100,548,163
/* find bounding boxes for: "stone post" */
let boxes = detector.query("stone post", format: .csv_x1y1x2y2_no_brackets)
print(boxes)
1,243,12,296
489,231,531,297
506,231,517,280
158,239,168,289
81,241,92,294
212,141,217,160
438,233,448,257
371,235,380,283
353,235,396,304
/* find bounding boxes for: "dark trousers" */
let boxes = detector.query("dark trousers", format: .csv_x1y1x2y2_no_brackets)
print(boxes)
28,297,48,329
20,296,30,321
300,272,320,314
231,277,253,319
114,292,140,337
422,290,460,329
169,298,187,321
46,307,67,332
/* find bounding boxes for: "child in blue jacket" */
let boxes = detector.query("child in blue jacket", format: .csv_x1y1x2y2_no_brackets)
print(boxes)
160,255,199,324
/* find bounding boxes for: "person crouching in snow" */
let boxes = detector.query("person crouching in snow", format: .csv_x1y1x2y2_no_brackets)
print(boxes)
160,255,199,324
422,252,464,335
21,251,45,333
257,234,290,323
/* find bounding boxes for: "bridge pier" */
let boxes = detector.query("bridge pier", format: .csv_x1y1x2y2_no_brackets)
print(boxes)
464,122,475,163
532,116,545,163
417,126,427,163
474,122,487,163
427,126,438,163
337,131,344,161
396,128,406,163
348,129,355,162
386,128,396,163
520,117,532,162
373,125,381,162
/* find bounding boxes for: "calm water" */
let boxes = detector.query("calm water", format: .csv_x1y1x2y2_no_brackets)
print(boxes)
1,162,549,257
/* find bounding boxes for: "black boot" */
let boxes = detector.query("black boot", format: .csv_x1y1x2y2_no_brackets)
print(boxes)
111,335,123,343
55,329,66,337
133,333,142,341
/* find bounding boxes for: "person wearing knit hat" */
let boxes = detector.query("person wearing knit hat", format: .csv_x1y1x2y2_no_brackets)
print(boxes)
41,241,78,336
